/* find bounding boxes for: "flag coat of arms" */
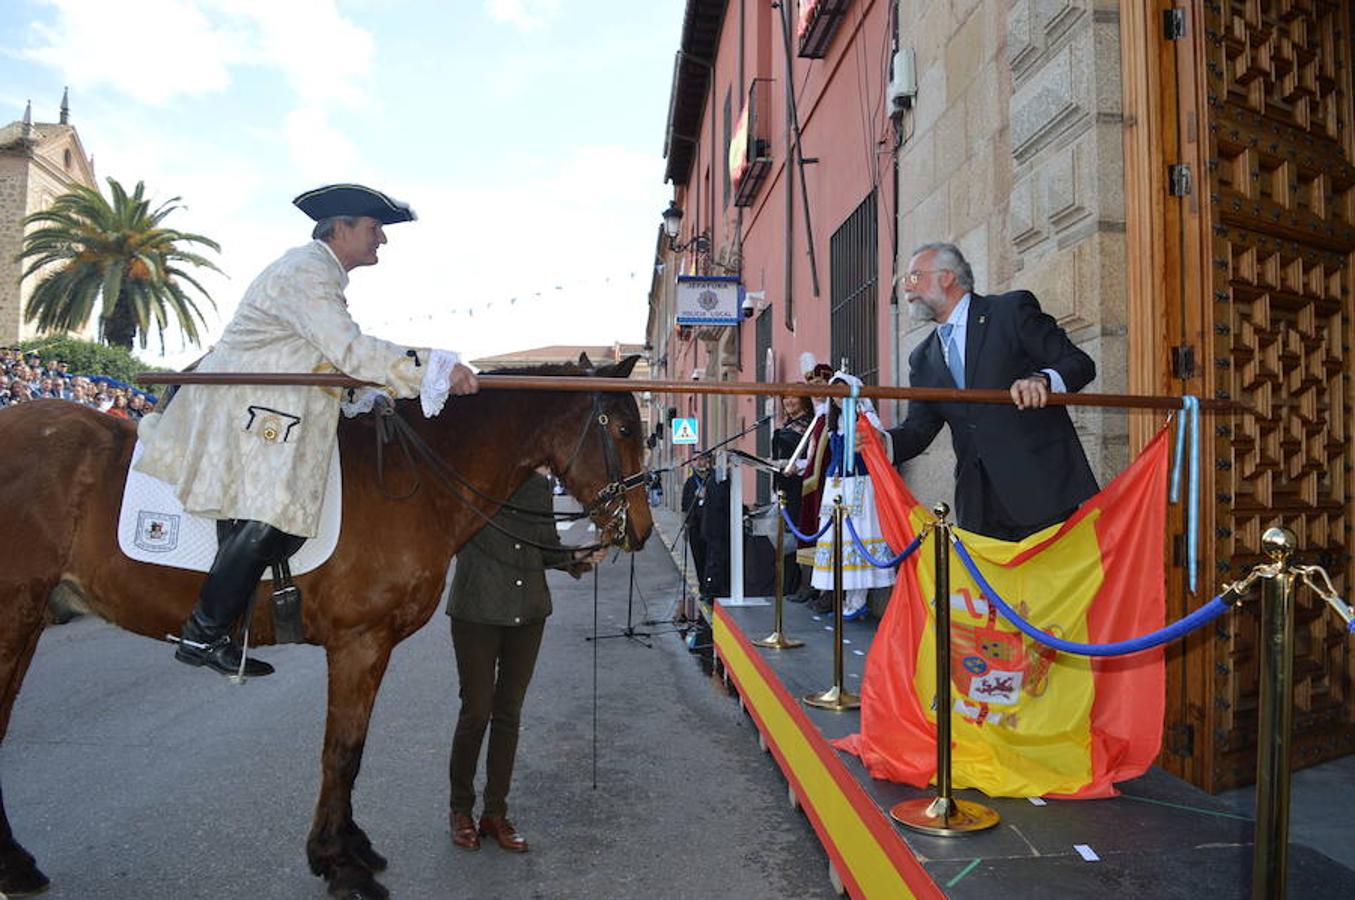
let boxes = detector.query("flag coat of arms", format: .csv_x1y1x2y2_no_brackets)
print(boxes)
835,423,1172,798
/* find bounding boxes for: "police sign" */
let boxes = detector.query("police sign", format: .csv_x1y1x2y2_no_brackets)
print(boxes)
675,275,741,326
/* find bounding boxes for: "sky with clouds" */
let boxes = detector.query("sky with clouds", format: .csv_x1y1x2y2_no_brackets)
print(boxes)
1,0,684,366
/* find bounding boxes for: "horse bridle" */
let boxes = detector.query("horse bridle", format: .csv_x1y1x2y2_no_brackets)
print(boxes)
369,391,649,552
558,392,652,549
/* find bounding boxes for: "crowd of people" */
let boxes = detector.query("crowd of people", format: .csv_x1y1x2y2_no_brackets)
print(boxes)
0,348,156,419
676,359,892,623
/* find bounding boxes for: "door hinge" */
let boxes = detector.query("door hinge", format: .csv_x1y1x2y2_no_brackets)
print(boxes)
1169,163,1193,197
1164,8,1187,40
1171,344,1196,379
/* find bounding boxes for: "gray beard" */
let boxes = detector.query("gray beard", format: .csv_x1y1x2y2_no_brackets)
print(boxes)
906,299,936,322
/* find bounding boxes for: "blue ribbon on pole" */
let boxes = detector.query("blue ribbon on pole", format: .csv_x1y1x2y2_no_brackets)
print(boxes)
1186,395,1200,593
842,380,859,478
1170,405,1187,502
1168,396,1200,593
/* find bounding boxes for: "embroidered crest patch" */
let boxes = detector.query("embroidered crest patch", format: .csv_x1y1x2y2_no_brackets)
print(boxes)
244,405,301,443
134,511,180,552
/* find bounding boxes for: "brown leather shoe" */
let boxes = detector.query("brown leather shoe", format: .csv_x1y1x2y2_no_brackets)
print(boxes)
450,811,480,850
478,815,528,852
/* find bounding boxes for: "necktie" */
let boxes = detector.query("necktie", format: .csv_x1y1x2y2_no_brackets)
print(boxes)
939,323,965,389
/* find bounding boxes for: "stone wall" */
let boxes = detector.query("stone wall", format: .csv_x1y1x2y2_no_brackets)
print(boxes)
0,159,28,344
23,158,72,342
894,0,1129,511
0,125,98,345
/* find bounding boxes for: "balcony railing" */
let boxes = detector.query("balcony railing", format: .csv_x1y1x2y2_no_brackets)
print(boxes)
797,0,851,59
730,77,773,208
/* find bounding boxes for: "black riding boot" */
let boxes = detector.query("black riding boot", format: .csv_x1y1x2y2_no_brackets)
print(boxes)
174,519,306,678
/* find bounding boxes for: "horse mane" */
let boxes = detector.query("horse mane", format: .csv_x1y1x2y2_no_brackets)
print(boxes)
485,362,587,377
380,354,638,419
484,354,640,378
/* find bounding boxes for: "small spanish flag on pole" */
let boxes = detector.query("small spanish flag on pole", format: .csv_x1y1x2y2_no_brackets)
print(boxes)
835,422,1171,798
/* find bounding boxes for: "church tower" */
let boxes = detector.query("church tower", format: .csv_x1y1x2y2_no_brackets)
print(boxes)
0,88,97,344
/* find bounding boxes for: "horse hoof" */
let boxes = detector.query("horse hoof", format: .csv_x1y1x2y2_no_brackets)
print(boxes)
327,866,389,900
351,842,388,873
338,822,387,872
0,862,51,896
331,890,386,900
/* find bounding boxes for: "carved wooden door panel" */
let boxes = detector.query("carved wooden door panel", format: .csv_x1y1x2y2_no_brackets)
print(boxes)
1199,0,1355,791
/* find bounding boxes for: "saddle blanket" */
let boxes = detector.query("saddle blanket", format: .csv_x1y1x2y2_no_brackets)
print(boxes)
117,441,341,577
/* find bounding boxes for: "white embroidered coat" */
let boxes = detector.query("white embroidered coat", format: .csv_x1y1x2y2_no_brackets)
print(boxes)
136,240,427,537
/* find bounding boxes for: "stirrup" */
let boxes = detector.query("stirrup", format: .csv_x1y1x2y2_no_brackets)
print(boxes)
232,601,256,683
167,605,266,684
169,632,273,680
167,633,219,652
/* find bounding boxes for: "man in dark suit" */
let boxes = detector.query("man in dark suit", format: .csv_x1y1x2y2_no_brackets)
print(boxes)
887,242,1098,540
680,455,712,593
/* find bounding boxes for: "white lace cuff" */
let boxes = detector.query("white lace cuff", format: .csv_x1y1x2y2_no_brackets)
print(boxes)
420,349,463,418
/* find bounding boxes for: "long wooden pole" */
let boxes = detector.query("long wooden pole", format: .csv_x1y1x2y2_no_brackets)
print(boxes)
134,372,1241,413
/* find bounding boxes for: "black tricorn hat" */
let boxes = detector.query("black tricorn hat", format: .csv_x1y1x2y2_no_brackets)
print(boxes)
292,184,416,225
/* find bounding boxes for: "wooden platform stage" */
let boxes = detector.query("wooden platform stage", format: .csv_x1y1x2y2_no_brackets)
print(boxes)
711,599,1355,899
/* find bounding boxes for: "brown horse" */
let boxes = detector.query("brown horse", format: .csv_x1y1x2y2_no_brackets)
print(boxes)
0,356,652,899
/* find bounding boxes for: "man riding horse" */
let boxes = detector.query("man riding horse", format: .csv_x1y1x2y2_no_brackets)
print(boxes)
136,183,480,678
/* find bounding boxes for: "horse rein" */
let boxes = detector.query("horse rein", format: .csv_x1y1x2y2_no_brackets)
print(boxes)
370,404,568,518
367,393,649,553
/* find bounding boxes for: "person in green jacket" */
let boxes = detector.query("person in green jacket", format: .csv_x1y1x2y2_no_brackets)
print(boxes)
445,471,597,853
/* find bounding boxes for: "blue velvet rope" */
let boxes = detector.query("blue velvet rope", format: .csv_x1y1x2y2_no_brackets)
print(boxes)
843,513,925,568
780,504,833,542
950,534,1232,657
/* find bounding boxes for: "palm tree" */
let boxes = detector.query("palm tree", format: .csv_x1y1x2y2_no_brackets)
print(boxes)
18,178,220,350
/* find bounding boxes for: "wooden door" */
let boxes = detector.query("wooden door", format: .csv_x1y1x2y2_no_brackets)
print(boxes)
1203,0,1355,792
1128,0,1355,792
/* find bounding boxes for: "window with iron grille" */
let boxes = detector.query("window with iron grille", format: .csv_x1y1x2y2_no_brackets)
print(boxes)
829,190,878,384
755,307,773,505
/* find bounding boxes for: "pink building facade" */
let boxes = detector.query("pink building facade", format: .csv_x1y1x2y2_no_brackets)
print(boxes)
647,0,900,501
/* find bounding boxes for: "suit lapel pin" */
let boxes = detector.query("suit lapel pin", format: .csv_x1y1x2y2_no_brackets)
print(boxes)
978,315,987,324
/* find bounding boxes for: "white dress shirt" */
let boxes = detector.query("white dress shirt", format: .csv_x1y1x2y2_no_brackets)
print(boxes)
941,292,1066,392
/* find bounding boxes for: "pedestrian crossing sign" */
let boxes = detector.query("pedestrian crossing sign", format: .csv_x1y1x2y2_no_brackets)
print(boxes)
671,417,699,445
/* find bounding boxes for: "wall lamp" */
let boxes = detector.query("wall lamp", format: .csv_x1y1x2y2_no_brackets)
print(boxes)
661,201,711,255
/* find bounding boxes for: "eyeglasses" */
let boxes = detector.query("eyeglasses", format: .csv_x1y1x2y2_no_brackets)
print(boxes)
902,269,942,286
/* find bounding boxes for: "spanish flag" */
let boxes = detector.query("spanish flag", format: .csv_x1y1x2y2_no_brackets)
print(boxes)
834,423,1170,798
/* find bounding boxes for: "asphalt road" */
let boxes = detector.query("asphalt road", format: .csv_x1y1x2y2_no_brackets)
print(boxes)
3,533,836,899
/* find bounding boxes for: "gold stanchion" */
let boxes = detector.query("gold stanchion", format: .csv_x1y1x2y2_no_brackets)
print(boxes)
1208,526,1355,896
803,498,859,710
891,502,999,835
753,491,804,650
1252,526,1297,900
